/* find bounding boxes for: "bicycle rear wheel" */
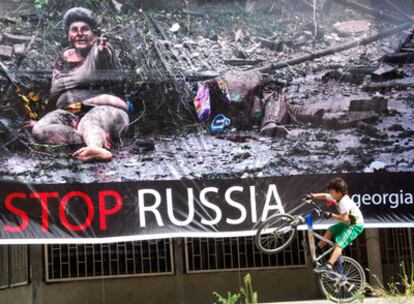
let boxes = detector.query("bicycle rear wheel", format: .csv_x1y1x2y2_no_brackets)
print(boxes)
255,213,297,254
318,256,366,303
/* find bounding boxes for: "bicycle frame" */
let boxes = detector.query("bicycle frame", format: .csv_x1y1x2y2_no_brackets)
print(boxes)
304,211,335,263
303,203,347,280
301,200,342,274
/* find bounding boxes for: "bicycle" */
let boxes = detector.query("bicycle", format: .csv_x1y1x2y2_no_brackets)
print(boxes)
255,196,366,303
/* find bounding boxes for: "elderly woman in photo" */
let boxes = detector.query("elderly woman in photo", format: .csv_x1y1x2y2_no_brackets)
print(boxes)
29,7,129,162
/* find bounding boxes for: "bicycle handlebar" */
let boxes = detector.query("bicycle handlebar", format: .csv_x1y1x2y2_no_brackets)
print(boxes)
302,197,324,214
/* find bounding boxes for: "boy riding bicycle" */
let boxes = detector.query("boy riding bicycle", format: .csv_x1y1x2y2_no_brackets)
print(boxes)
310,177,364,273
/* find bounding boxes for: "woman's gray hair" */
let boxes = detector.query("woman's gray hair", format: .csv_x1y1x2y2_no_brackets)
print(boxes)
63,7,98,33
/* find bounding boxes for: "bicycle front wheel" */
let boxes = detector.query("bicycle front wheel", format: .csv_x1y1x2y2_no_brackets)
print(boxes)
255,213,297,254
318,256,366,303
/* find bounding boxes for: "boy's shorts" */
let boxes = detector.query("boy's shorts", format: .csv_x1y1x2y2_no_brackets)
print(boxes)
328,222,364,249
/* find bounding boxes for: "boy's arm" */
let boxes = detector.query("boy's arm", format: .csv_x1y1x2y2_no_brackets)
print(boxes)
311,193,328,200
331,212,350,223
311,193,346,221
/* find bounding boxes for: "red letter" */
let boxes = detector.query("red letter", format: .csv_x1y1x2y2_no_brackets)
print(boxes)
99,190,122,230
30,192,59,231
4,193,29,233
59,191,94,232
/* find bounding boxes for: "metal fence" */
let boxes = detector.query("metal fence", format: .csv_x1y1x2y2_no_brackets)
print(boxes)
185,233,307,273
42,228,412,284
380,228,414,283
45,239,174,282
0,245,29,289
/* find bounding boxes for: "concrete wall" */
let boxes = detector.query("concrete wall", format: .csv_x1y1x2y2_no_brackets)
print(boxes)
0,267,321,304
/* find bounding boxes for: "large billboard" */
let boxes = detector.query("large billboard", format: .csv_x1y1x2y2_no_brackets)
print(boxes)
0,0,413,243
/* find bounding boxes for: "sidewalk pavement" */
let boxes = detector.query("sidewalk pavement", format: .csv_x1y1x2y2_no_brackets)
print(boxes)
264,297,414,303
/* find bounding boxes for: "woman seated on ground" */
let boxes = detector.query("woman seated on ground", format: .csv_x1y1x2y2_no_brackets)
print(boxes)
27,7,129,162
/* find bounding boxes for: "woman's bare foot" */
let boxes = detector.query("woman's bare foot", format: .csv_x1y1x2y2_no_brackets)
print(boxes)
72,146,112,162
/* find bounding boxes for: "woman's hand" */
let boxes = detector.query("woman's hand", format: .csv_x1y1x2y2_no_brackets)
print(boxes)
97,37,108,52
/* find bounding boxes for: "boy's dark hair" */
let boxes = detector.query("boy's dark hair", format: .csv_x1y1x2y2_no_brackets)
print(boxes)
326,177,348,194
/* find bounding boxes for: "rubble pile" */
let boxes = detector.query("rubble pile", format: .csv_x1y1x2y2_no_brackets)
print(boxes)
0,0,413,182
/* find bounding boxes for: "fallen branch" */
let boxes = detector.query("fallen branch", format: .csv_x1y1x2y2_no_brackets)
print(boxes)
362,76,414,92
223,59,265,66
400,48,414,52
182,70,219,81
383,52,414,64
252,22,412,73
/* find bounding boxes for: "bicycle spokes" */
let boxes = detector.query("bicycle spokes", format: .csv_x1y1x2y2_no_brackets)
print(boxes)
255,214,297,254
260,228,292,248
318,256,365,303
